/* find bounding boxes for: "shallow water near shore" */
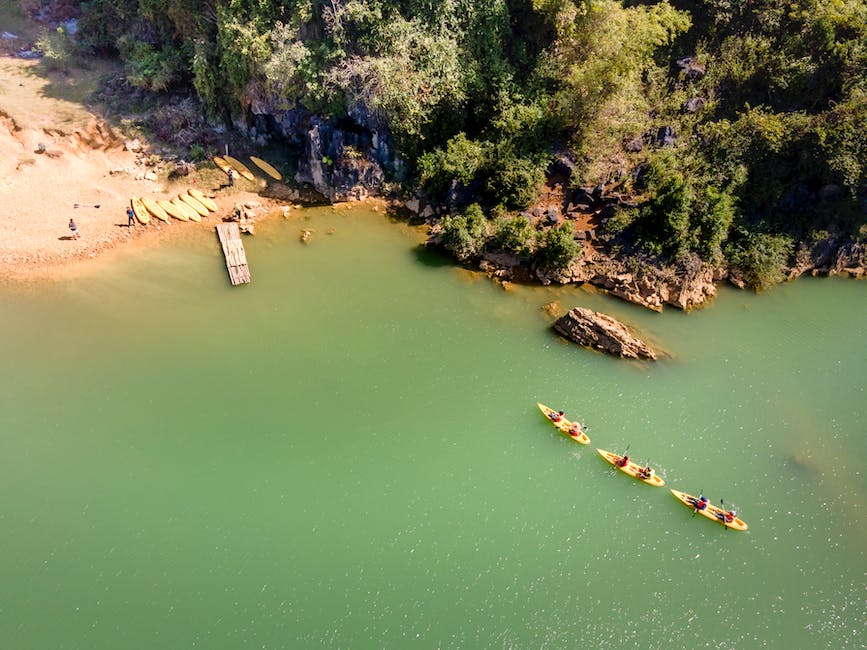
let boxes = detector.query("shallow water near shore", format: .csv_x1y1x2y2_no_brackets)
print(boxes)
1,206,864,649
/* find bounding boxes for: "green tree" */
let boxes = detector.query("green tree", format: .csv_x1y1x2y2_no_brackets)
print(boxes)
418,133,488,195
491,214,534,255
263,21,315,109
535,222,580,272
325,10,466,143
441,203,488,261
487,148,548,209
726,231,794,290
119,38,185,91
695,187,736,263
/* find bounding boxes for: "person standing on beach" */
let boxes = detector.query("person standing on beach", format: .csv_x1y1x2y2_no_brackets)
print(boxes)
68,218,79,239
227,168,235,187
127,206,135,227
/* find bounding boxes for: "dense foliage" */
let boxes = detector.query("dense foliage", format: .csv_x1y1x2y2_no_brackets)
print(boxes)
28,0,867,284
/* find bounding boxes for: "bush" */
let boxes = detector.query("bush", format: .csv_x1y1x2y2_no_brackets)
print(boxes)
695,186,736,263
35,26,77,72
120,39,185,91
726,231,794,290
491,214,534,255
600,206,637,239
634,155,696,258
486,150,548,209
418,133,488,195
189,143,206,161
441,203,488,261
534,223,581,272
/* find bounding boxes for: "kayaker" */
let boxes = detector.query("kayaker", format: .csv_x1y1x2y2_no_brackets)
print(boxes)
568,423,581,436
638,465,653,479
723,509,736,523
616,454,629,468
551,410,564,423
691,495,708,510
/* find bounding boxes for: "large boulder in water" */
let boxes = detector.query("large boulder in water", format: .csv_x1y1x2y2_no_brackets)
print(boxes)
554,307,657,360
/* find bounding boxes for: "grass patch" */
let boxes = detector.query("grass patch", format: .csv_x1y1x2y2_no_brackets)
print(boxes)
0,2,37,42
0,56,120,131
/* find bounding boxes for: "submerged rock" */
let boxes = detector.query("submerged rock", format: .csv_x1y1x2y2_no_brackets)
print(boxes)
554,307,657,360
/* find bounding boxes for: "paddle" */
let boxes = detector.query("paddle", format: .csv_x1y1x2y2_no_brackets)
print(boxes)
612,445,630,472
73,203,101,208
643,458,653,480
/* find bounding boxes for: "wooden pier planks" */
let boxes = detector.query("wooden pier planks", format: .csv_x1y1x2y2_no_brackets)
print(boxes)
216,222,251,285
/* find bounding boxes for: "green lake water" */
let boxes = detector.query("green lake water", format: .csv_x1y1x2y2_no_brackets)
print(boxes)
1,207,864,649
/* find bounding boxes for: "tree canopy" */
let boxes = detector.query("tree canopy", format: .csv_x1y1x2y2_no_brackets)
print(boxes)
48,0,866,287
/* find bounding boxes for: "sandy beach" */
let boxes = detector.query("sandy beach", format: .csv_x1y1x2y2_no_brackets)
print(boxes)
0,42,279,283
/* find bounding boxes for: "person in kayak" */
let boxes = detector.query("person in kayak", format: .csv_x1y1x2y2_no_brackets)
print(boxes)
690,495,709,510
568,423,581,436
616,454,629,467
722,509,736,523
550,410,564,423
638,465,653,479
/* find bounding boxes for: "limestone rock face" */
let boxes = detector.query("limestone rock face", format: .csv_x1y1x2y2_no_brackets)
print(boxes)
295,118,385,202
831,242,866,278
554,307,657,360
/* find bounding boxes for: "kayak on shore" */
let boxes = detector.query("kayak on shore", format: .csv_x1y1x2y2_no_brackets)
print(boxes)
536,402,590,444
670,490,749,531
596,449,665,486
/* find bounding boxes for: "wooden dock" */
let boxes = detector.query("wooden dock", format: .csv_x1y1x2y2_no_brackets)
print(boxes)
215,222,250,285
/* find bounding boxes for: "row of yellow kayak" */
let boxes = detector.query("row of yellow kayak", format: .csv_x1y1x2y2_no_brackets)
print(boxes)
130,188,218,225
214,155,282,181
537,402,749,530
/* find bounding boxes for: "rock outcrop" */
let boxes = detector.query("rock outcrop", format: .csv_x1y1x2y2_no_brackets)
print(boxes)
554,307,658,360
789,236,867,279
534,248,718,312
249,98,403,203
294,117,386,202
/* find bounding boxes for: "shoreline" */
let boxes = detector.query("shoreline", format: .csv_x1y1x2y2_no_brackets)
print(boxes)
1,46,860,305
0,192,395,287
0,188,266,283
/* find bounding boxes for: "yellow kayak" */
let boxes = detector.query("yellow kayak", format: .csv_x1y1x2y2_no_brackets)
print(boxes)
213,156,235,180
536,402,590,444
170,196,200,222
178,193,209,217
224,155,255,182
130,197,150,225
670,490,749,531
188,188,217,212
597,449,665,486
250,155,282,180
141,197,170,223
158,199,189,221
